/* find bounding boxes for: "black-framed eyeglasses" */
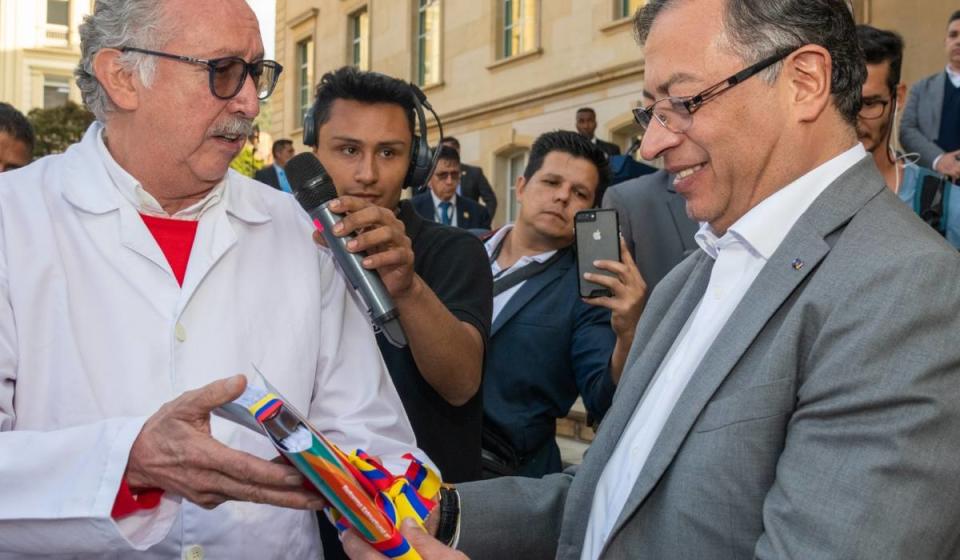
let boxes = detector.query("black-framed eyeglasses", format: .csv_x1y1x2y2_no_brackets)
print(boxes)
120,47,283,101
858,95,894,120
633,49,794,135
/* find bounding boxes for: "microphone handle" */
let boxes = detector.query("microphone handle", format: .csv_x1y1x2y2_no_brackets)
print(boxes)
311,203,408,347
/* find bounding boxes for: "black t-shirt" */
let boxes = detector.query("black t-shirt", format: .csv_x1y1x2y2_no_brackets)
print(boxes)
377,200,493,482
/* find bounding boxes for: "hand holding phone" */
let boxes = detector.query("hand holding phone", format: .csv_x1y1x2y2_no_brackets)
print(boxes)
575,209,621,298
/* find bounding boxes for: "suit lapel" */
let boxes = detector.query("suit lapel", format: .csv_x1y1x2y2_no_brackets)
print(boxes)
600,157,885,549
556,253,713,556
490,252,572,337
457,202,470,228
601,223,829,548
924,72,946,138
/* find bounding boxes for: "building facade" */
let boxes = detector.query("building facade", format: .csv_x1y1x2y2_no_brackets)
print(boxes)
269,0,959,225
0,0,93,114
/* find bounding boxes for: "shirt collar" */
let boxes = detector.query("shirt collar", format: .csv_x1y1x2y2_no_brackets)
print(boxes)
946,66,960,88
430,191,456,208
695,143,867,261
95,125,225,221
484,224,558,263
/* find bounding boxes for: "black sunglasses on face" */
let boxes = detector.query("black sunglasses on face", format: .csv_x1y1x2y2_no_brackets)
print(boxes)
120,47,283,101
633,48,796,135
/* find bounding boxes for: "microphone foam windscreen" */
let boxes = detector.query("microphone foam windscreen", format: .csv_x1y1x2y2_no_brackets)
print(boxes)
285,153,338,212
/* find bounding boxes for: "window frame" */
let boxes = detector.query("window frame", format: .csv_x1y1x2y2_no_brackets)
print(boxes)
615,0,645,21
46,0,70,26
414,0,442,87
497,0,539,61
349,7,370,70
505,150,528,223
295,36,315,129
43,74,71,109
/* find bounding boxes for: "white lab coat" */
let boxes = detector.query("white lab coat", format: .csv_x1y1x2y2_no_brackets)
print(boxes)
0,124,430,558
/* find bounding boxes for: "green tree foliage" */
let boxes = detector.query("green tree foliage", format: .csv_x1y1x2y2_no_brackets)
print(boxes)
27,101,95,157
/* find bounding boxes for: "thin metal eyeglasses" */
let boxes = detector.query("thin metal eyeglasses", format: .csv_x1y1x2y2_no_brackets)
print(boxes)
633,49,794,135
120,47,283,101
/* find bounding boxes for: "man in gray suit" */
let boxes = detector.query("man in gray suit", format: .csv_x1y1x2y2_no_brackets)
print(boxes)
344,1,960,558
602,170,698,290
899,10,960,180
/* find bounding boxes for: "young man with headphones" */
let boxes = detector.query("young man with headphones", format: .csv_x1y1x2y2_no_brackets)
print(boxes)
305,67,492,485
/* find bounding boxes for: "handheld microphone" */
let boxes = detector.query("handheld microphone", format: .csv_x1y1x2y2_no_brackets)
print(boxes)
285,152,408,348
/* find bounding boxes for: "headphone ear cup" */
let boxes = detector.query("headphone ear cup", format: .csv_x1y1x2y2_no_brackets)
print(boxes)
404,135,420,189
405,134,434,190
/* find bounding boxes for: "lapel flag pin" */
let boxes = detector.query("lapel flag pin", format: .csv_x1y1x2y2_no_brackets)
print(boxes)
791,258,804,271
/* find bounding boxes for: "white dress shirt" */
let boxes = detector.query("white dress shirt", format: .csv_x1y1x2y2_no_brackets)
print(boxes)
580,144,868,559
99,128,223,221
484,225,557,322
946,65,960,88
0,123,430,558
431,191,458,227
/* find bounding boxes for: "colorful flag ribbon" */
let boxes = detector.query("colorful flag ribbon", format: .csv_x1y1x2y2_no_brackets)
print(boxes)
246,392,440,560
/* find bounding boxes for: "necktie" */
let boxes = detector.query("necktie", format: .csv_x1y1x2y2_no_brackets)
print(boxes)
439,201,452,225
277,166,293,194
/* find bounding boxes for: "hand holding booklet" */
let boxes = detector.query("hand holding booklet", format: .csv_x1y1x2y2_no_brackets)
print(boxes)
214,373,441,560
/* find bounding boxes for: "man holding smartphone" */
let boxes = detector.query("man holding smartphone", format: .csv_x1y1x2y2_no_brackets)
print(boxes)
480,130,647,478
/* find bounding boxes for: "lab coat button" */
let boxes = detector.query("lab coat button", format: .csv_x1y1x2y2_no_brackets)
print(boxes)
175,323,186,342
184,545,204,560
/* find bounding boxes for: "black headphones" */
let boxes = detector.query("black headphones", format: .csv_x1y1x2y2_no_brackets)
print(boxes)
302,77,442,190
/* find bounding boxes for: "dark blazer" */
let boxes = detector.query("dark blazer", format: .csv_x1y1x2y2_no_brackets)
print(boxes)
253,165,281,190
458,157,960,559
483,249,616,477
593,138,621,157
602,170,699,290
459,163,498,219
411,192,491,230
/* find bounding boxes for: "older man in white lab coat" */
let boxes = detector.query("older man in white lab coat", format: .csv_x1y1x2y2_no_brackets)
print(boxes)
0,1,431,558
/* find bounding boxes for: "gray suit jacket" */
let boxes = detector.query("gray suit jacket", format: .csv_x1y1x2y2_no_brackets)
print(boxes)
458,157,960,559
602,171,699,290
900,71,947,169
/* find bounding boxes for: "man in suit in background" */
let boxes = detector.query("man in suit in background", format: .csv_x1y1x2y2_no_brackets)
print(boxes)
439,136,498,220
477,130,646,478
899,10,960,180
412,146,491,230
344,0,960,558
857,25,960,248
576,107,621,157
254,138,295,192
602,170,699,290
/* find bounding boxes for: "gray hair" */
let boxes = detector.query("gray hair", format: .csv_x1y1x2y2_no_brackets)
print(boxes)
634,0,866,126
75,0,171,122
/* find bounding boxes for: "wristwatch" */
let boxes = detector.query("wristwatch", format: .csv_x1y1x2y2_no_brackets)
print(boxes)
435,486,461,547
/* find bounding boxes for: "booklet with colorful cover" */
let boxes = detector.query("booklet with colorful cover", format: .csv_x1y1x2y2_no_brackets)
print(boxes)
214,370,441,559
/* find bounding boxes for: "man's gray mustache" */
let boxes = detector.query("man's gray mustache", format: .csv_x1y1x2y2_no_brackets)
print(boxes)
210,119,254,137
